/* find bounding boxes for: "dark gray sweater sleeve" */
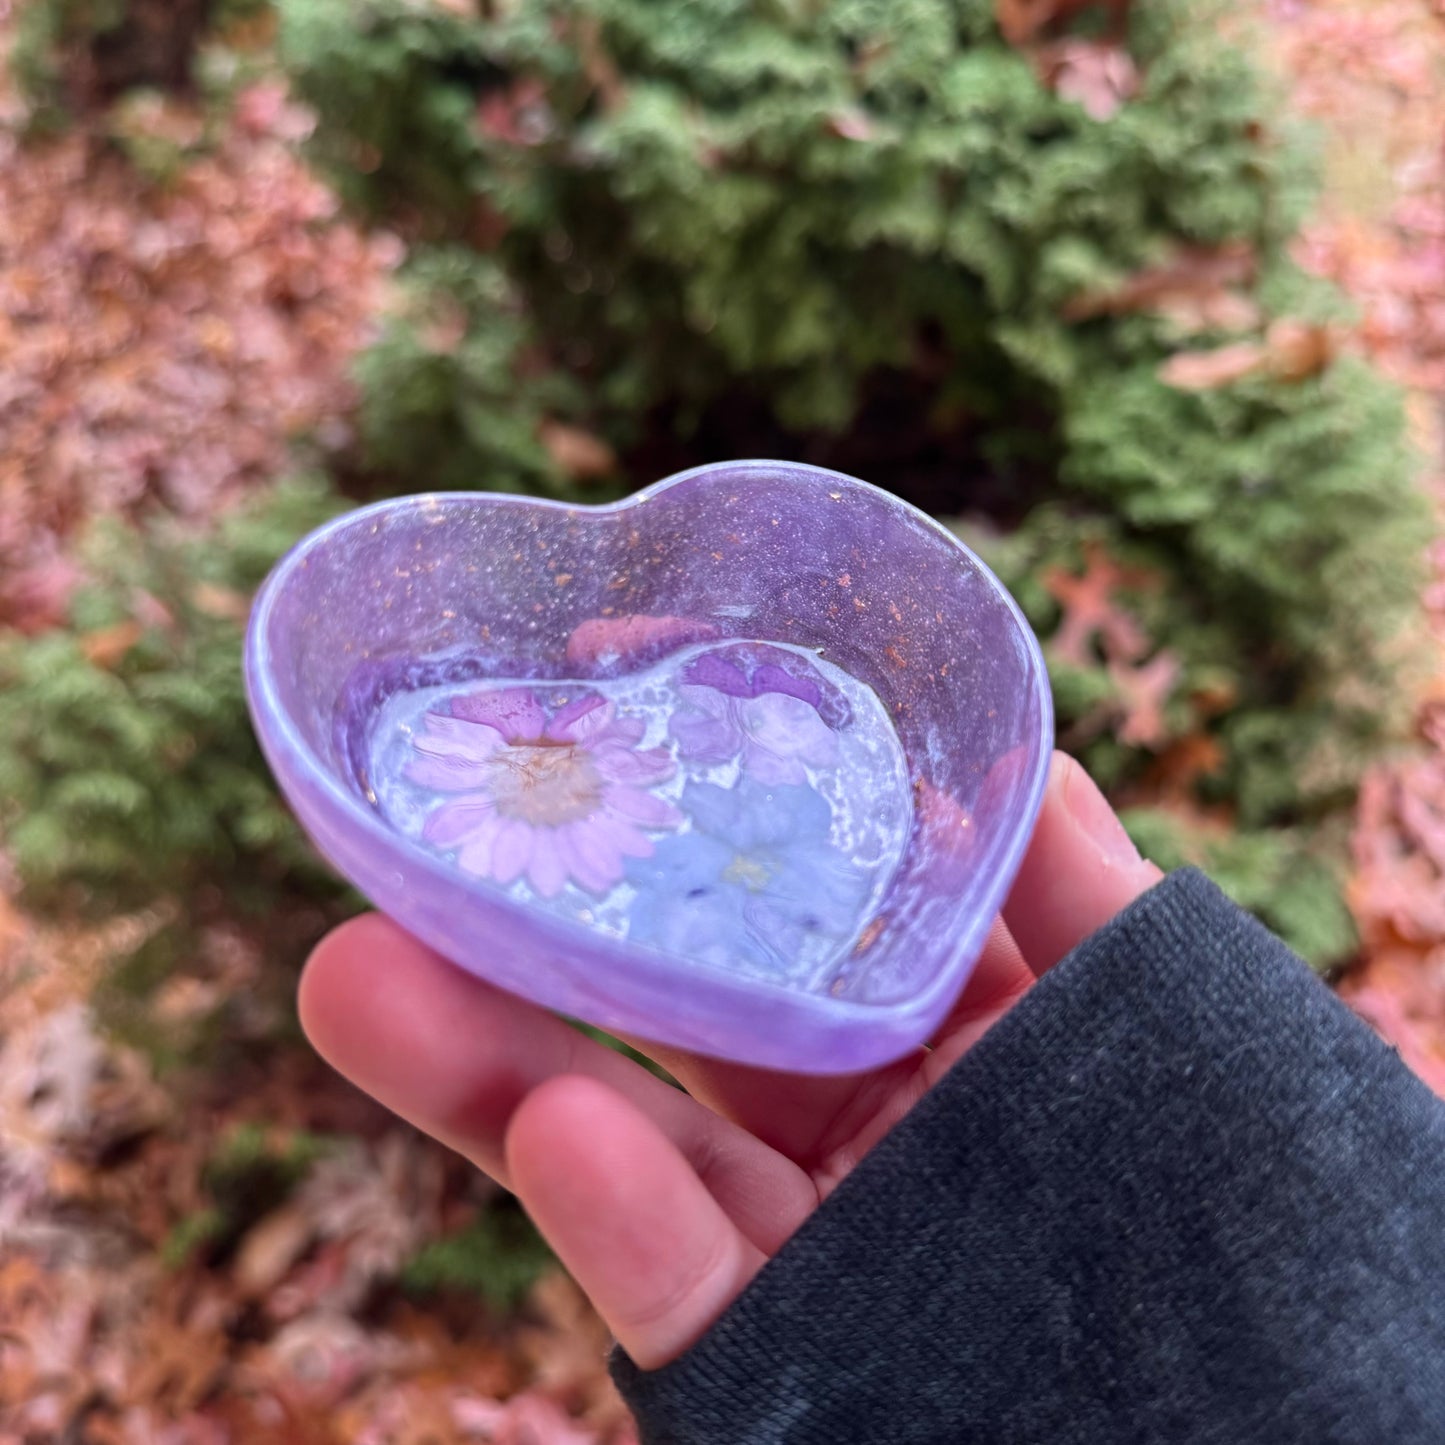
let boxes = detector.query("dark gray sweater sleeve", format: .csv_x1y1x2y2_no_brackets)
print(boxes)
610,868,1445,1443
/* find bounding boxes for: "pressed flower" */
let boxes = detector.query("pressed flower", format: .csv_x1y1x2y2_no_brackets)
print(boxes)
628,778,869,972
670,654,838,785
409,687,681,898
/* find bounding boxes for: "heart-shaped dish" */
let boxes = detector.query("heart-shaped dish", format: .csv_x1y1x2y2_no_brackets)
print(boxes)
245,460,1052,1073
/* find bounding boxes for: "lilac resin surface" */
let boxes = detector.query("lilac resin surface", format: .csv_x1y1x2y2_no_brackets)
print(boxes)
245,460,1053,1073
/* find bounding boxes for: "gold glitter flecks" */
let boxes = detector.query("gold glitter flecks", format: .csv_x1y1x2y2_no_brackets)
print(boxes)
854,915,887,955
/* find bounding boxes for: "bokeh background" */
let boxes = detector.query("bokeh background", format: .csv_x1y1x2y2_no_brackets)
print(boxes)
1,0,1442,1439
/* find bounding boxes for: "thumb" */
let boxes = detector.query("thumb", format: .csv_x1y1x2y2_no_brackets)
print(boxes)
1004,752,1162,974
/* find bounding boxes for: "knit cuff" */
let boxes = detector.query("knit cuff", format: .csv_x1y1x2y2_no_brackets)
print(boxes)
612,869,1445,1444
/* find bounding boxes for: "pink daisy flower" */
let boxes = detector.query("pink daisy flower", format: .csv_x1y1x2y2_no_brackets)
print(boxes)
408,687,682,899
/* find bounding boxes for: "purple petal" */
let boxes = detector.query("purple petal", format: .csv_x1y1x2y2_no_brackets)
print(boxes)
451,687,546,742
740,743,810,787
407,714,508,788
490,817,535,886
604,786,685,830
751,662,823,708
527,837,570,898
680,653,751,697
592,743,676,786
676,684,731,719
406,753,497,791
738,692,838,770
545,694,611,744
669,689,740,762
454,812,507,877
602,714,647,746
420,712,508,754
670,711,740,762
423,797,498,848
564,818,627,894
611,820,656,859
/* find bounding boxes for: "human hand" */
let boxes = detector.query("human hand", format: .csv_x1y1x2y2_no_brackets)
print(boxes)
299,752,1159,1369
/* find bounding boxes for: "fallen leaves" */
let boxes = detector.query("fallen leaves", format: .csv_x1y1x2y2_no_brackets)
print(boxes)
453,1392,624,1445
1107,650,1181,749
476,77,556,148
0,64,400,629
1035,40,1139,121
995,1,1138,121
1297,211,1445,396
79,621,147,669
1139,733,1228,807
1350,754,1445,950
515,1273,638,1436
995,0,1131,47
538,420,618,483
0,909,632,1441
1341,948,1445,1097
121,1282,235,1417
1042,542,1153,668
1062,242,1258,329
1044,543,1182,752
1273,0,1445,398
1159,319,1336,391
0,996,639,1442
233,1201,318,1300
1273,0,1445,1096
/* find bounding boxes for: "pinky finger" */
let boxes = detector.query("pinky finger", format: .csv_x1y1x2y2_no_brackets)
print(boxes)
506,1075,768,1370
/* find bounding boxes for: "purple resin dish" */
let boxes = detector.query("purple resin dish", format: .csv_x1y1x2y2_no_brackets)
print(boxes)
245,460,1053,1074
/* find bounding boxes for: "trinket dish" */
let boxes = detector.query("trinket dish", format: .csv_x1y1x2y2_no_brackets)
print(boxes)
245,460,1052,1072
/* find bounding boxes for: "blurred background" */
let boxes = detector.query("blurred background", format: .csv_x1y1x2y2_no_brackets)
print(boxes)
0,0,1441,1439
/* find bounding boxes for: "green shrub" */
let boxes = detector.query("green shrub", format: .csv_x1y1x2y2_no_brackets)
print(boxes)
401,1199,554,1312
2,0,1422,966
277,0,1427,961
351,248,581,495
160,1122,337,1267
1119,807,1356,968
0,476,349,919
12,0,267,125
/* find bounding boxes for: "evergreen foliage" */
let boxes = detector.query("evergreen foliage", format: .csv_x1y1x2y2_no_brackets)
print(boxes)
1119,807,1356,968
3,0,1427,963
276,0,1428,961
0,477,348,917
351,249,578,496
160,1123,338,1268
13,0,268,126
401,1199,554,1312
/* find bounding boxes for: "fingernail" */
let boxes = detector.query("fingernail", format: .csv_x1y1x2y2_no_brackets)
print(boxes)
1059,758,1144,870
